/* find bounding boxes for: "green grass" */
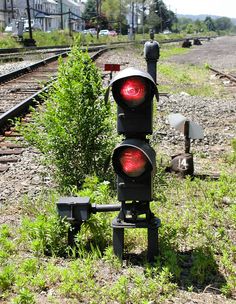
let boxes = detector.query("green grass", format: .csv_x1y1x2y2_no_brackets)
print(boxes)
158,61,222,97
0,165,236,302
159,45,190,60
0,34,20,48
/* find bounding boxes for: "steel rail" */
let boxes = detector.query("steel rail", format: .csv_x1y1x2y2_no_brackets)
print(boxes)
0,51,68,84
0,41,133,55
209,66,236,83
0,48,108,131
0,44,116,84
0,36,214,55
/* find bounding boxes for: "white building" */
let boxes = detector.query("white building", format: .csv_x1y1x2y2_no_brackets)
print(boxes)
2,0,85,32
0,1,6,30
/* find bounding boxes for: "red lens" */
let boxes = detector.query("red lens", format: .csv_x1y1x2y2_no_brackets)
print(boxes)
119,147,148,177
120,77,147,107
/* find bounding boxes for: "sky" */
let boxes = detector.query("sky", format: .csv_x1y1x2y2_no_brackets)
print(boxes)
163,0,236,18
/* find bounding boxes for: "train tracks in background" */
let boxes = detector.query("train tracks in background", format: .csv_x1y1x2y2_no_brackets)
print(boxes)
208,66,236,85
0,44,113,173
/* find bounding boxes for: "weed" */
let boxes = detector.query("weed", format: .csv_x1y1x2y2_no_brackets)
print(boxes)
226,139,236,163
0,265,15,292
158,62,220,97
190,247,218,285
160,46,190,60
12,288,36,304
0,34,20,48
20,214,69,256
0,225,15,265
20,41,115,190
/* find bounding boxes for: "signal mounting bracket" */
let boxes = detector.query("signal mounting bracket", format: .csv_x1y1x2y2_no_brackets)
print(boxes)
112,201,161,262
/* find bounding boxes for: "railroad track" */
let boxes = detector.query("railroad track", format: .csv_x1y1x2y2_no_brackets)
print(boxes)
209,66,236,84
0,45,111,173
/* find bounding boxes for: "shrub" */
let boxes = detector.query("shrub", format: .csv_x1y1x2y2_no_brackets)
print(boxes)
22,42,115,190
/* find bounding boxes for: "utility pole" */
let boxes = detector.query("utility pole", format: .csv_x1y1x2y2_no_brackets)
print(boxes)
26,0,33,40
25,0,36,46
119,0,122,34
69,9,72,36
60,0,63,30
131,1,134,40
142,0,145,38
10,0,14,19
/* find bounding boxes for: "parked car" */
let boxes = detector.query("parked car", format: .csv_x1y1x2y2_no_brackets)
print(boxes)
108,30,117,37
24,19,42,31
83,28,97,35
88,28,97,35
99,29,109,36
163,30,171,34
4,23,13,32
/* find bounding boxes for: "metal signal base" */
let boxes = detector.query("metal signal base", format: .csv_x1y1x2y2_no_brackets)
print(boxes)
112,201,161,262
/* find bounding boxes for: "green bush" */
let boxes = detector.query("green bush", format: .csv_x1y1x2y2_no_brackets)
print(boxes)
21,214,69,256
32,30,73,47
22,43,115,189
0,35,20,48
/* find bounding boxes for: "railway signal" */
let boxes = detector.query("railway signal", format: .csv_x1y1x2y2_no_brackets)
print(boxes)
108,67,160,261
109,67,158,200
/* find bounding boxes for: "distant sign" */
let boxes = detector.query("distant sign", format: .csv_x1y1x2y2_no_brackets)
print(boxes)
104,64,120,72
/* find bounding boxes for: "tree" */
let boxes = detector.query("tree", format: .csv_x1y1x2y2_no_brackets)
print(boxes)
215,17,232,31
82,0,109,30
82,0,97,21
146,0,175,33
204,16,216,31
101,0,127,32
194,19,207,33
21,45,115,189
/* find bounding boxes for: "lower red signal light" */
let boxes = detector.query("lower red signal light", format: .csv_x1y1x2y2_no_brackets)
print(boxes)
120,77,146,107
119,147,148,177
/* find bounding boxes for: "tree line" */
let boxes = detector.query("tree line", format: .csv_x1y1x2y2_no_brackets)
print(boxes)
82,0,236,34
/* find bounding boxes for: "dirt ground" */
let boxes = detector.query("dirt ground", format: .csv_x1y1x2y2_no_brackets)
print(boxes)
167,35,236,73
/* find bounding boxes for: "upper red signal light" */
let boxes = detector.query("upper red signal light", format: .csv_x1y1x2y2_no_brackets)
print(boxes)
120,77,147,107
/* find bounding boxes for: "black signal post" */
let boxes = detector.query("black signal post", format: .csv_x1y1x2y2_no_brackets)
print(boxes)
109,67,161,262
144,30,160,83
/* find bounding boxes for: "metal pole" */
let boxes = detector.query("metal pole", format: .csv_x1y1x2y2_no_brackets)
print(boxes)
184,120,190,153
142,0,144,38
60,0,63,30
119,0,122,35
131,1,134,40
160,5,162,32
96,0,99,39
26,0,33,40
69,9,72,36
147,226,159,262
10,0,14,19
113,228,124,260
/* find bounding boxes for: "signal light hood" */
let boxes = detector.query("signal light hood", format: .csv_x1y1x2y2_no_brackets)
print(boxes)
109,67,156,87
112,138,156,179
105,67,159,104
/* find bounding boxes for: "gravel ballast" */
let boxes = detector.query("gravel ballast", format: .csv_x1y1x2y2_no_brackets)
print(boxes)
1,36,236,205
